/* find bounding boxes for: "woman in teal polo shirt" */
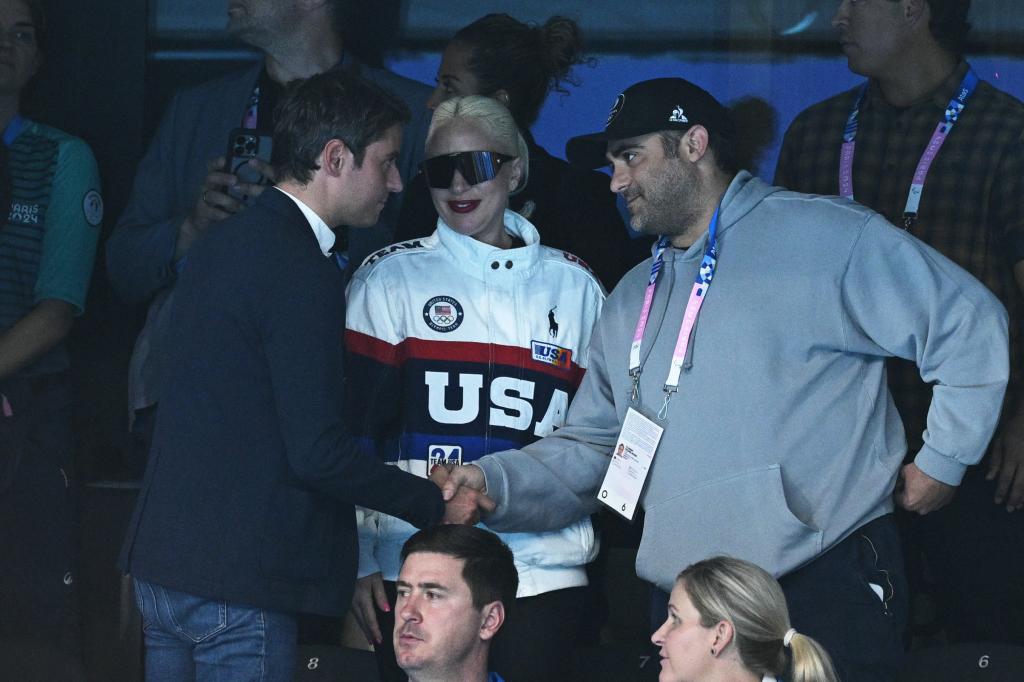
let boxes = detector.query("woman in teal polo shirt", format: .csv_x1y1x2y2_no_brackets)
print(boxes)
0,0,102,660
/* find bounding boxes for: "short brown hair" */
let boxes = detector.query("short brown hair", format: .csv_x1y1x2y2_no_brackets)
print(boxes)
401,525,518,613
272,69,409,184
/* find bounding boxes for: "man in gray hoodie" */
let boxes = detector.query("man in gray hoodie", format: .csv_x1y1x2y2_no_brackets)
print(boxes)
437,77,1009,682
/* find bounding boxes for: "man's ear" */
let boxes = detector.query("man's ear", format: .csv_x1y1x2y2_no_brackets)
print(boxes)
321,138,350,178
479,601,506,642
683,125,710,162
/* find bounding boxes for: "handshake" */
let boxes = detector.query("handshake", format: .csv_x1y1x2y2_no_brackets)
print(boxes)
430,464,498,525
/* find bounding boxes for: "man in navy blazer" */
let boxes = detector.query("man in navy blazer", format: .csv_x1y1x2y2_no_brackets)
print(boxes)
119,70,487,682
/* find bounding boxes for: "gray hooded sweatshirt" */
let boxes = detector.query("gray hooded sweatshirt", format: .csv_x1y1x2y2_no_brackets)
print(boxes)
475,172,1008,590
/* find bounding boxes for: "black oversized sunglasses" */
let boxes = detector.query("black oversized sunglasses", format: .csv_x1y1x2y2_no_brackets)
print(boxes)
420,151,515,189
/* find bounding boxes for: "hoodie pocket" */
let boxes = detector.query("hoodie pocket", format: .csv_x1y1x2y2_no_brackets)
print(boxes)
641,464,822,586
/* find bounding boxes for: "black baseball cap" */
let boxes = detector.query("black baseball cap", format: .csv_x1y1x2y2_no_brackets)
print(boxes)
566,77,734,169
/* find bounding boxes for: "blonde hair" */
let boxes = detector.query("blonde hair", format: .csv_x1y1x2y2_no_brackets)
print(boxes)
426,95,529,193
678,556,839,682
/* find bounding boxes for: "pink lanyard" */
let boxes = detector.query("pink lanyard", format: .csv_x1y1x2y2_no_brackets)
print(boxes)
839,70,979,229
629,208,720,419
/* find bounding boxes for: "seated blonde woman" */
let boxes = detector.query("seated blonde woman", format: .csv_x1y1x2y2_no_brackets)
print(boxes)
653,556,839,682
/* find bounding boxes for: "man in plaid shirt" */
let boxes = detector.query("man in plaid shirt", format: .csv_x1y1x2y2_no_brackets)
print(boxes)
776,0,1024,644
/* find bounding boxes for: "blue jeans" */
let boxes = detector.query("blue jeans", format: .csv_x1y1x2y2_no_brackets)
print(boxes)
133,577,297,682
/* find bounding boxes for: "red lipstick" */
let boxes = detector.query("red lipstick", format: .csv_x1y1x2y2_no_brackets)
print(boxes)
448,200,480,214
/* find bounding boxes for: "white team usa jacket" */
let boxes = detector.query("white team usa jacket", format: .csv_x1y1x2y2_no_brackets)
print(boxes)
345,210,605,597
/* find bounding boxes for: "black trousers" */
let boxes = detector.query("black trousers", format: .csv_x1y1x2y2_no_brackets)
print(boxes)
374,580,586,682
0,374,80,658
900,463,1024,644
650,515,907,682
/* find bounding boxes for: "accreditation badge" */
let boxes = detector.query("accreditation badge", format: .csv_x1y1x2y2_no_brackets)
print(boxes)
598,407,663,521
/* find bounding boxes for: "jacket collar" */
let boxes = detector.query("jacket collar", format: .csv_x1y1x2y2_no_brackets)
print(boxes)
435,209,541,283
250,186,331,255
272,187,336,257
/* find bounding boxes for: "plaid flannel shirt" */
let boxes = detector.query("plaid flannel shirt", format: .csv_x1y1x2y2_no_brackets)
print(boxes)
776,61,1024,454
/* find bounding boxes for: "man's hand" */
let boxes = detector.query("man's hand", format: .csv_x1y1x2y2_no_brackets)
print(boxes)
189,157,241,227
432,465,494,525
896,462,956,514
234,157,276,204
443,485,496,525
177,157,276,258
428,462,452,488
440,464,486,500
987,411,1024,512
350,572,388,646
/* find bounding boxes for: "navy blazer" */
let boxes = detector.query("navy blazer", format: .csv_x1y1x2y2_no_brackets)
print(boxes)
119,189,444,616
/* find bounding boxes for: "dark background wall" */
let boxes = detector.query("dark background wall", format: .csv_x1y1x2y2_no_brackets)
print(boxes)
27,0,147,478
155,0,1024,50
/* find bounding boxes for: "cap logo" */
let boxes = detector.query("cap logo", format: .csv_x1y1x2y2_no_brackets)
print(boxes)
669,106,689,124
606,93,625,127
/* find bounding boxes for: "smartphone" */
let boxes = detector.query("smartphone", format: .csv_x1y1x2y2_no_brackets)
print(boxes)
223,128,273,202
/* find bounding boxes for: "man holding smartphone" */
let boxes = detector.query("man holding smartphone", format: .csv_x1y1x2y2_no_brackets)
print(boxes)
105,1,432,476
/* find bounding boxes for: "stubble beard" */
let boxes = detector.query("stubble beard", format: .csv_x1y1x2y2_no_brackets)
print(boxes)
630,161,707,240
